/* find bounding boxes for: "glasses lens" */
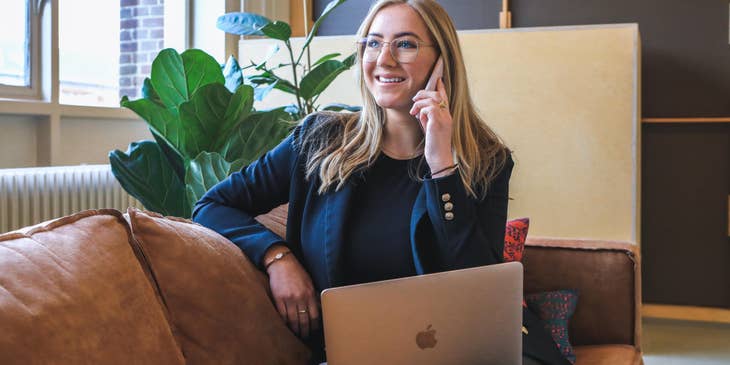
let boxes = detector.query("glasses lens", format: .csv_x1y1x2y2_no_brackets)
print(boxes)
361,37,382,62
391,37,419,63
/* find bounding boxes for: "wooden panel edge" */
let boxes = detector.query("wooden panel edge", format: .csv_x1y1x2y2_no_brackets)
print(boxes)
643,117,730,123
642,304,730,324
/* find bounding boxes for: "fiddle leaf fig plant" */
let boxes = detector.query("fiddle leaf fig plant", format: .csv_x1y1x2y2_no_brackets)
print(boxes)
110,0,360,218
216,0,361,120
110,48,292,218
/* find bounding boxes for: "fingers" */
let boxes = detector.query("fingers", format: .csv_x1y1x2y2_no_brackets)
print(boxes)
297,304,310,339
308,296,321,332
275,298,288,324
285,301,300,336
437,77,447,99
412,89,440,102
409,98,438,116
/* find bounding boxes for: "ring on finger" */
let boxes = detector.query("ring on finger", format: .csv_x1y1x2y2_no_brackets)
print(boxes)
297,308,309,314
438,100,447,109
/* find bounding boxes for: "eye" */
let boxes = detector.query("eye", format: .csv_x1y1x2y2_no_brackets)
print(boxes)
395,39,417,49
365,39,381,48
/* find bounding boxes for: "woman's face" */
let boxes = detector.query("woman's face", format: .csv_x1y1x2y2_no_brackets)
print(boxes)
362,4,439,113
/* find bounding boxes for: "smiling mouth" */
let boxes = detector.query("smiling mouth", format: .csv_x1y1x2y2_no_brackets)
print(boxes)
377,76,406,84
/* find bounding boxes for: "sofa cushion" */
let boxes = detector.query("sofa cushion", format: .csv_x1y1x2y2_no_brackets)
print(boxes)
504,217,529,262
526,289,579,363
573,345,643,365
127,208,310,364
0,209,184,364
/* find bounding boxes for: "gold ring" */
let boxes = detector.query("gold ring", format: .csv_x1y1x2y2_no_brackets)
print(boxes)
438,100,447,109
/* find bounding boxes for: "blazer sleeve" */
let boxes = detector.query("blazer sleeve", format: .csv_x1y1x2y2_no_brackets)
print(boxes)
422,154,514,270
191,116,312,269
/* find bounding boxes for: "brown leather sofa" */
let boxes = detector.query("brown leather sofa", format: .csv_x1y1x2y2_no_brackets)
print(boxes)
0,206,642,364
523,237,643,365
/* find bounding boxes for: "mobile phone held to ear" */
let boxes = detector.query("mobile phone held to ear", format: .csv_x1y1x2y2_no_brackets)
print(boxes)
424,57,444,92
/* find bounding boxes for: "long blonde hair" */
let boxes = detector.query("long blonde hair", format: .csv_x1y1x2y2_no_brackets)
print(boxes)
303,0,510,198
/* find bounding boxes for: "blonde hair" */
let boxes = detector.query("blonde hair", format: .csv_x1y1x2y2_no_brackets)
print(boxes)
303,0,510,198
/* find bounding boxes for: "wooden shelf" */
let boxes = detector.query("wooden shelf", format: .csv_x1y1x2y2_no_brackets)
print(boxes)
643,117,730,124
643,304,730,324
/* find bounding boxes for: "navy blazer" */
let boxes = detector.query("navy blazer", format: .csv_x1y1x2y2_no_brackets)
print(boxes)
192,113,570,365
193,113,513,292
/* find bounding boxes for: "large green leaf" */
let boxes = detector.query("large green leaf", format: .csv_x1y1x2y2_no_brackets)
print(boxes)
150,49,188,109
224,107,292,165
181,49,225,97
261,21,292,41
121,96,183,156
299,59,349,100
185,152,242,213
149,127,185,181
177,83,254,159
216,12,271,36
109,141,189,218
141,78,162,105
149,49,224,110
299,0,347,62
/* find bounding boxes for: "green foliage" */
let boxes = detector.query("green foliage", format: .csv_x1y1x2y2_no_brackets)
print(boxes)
110,49,292,218
216,0,360,120
110,0,360,218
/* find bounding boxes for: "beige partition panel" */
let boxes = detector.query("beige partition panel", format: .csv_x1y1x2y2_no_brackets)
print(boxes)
240,24,641,244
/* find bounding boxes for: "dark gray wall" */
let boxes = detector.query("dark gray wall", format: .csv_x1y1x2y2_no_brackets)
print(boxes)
314,0,730,117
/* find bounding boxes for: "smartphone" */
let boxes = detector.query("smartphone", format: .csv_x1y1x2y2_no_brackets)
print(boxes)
424,57,444,92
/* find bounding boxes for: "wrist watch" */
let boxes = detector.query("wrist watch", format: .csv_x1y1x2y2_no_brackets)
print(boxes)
265,250,291,270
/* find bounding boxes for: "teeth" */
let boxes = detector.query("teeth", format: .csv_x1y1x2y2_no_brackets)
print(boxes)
379,76,404,83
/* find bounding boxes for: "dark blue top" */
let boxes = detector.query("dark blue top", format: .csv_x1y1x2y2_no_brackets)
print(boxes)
343,154,421,285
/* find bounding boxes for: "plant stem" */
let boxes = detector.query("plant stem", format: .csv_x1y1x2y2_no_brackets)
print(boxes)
285,39,304,115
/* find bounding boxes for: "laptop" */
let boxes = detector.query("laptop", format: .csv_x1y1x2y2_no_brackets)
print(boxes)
321,261,523,365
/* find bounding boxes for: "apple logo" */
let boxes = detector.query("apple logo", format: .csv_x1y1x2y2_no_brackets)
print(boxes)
415,324,438,349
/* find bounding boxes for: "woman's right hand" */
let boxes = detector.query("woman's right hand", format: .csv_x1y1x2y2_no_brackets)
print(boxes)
264,245,320,339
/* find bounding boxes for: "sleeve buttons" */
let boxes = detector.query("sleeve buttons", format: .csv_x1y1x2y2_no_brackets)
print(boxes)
441,193,451,202
444,212,454,220
444,202,453,211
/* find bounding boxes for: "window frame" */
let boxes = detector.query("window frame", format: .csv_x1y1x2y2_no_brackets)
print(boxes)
0,0,42,100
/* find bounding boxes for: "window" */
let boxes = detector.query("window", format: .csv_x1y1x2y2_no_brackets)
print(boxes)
59,0,120,106
60,0,173,107
0,0,231,107
0,0,34,93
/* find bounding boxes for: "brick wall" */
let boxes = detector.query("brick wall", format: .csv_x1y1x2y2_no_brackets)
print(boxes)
119,0,164,99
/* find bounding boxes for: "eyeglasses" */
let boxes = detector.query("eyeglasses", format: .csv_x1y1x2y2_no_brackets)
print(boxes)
357,36,436,64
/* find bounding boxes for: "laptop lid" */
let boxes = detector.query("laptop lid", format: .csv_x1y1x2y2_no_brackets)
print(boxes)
321,261,523,365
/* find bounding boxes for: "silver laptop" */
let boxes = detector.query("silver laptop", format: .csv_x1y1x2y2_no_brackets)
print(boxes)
321,261,523,365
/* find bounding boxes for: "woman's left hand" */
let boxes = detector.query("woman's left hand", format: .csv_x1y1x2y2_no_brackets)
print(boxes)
409,78,455,175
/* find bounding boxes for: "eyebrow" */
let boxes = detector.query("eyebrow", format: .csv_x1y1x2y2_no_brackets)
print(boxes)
367,31,423,39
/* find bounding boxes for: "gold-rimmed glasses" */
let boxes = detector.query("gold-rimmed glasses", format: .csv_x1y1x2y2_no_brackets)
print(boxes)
357,36,436,64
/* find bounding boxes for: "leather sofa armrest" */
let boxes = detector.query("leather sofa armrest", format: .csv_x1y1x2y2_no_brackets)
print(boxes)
523,237,641,350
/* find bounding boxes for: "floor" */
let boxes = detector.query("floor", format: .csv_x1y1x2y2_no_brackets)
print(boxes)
642,317,730,365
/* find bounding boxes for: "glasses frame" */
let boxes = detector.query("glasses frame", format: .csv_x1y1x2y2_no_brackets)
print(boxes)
356,36,436,64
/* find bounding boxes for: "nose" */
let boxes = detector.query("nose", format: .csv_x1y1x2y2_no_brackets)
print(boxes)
376,43,398,67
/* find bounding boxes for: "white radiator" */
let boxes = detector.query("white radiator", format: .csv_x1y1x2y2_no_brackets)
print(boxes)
0,165,143,233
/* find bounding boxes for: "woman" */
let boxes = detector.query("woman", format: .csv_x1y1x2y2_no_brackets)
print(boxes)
193,1,568,364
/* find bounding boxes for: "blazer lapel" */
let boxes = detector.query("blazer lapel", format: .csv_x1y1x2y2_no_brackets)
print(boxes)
322,179,356,287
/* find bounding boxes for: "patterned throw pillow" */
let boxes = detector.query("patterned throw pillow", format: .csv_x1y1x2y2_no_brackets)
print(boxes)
504,217,529,262
525,289,579,364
